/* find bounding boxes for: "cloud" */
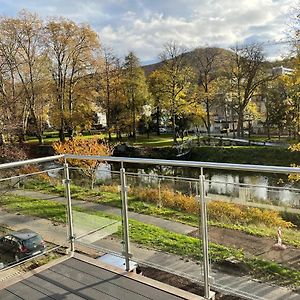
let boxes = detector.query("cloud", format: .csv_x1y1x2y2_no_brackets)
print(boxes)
0,0,296,63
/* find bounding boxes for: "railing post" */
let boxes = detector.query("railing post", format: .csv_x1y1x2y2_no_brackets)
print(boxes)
64,162,75,252
198,168,214,300
120,163,131,271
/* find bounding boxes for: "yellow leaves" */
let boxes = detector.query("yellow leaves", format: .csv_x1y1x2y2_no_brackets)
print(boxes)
53,138,111,172
289,143,300,152
207,201,293,228
131,186,293,228
246,102,262,120
288,145,300,182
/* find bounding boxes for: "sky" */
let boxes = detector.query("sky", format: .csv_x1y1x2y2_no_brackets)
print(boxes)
0,0,297,64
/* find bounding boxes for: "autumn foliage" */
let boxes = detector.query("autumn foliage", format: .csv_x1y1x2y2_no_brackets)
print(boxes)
53,138,111,188
127,186,293,228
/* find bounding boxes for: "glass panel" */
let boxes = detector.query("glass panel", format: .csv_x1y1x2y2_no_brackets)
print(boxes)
69,162,123,257
206,169,300,297
124,166,205,283
0,161,67,271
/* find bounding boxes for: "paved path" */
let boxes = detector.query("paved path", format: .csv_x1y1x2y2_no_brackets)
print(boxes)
11,189,196,235
4,189,300,300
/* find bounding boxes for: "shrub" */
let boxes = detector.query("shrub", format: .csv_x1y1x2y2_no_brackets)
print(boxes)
129,186,294,228
207,201,293,228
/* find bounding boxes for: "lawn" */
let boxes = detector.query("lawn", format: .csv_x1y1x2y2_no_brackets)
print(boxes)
25,130,190,148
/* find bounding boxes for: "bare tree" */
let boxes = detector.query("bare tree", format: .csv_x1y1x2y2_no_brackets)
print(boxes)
97,47,121,140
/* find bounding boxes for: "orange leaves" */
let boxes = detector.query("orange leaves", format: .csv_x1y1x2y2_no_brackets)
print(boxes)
53,138,111,172
132,186,199,214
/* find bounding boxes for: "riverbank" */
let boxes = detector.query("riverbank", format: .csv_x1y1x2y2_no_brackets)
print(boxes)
12,140,298,167
114,145,300,166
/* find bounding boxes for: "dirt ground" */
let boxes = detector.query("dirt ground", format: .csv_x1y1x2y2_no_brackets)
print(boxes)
142,266,242,300
190,226,300,270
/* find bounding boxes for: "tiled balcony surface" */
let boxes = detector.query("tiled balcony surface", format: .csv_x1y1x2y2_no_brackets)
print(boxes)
0,253,202,300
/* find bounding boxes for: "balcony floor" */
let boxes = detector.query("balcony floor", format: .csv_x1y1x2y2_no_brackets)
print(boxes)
0,253,202,300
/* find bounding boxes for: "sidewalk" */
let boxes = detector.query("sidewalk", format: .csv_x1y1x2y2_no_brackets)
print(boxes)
5,189,300,300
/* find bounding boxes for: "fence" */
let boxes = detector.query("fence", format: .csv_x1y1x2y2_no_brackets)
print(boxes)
0,154,300,300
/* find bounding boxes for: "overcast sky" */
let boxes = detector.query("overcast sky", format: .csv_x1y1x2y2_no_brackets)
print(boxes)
0,0,296,64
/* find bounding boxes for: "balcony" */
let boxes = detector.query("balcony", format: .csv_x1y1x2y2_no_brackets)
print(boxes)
0,155,300,299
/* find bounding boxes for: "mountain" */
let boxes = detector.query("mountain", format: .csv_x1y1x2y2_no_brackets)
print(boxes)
142,46,290,76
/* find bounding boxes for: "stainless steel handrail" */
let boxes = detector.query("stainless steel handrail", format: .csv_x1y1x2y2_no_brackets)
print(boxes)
0,155,64,170
65,154,300,174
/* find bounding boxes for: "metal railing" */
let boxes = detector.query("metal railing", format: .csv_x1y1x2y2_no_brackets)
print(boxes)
0,154,299,300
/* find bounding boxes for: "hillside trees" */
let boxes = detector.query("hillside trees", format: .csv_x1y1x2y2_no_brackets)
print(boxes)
45,18,100,141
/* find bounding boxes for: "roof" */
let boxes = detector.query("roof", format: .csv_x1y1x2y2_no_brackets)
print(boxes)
10,229,39,241
0,253,203,300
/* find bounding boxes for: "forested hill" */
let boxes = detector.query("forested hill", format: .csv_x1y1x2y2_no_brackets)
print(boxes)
142,46,293,76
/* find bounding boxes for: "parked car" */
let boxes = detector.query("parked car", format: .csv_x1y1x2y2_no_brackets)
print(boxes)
0,229,46,262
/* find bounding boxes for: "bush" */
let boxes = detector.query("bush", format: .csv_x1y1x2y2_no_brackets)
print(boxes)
130,186,294,228
280,211,300,229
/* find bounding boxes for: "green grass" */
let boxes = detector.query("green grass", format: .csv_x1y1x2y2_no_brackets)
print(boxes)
21,179,300,247
125,219,244,262
2,193,300,286
1,194,67,223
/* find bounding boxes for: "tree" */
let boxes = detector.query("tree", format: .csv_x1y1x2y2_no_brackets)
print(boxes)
0,11,48,143
263,78,290,138
123,52,148,140
97,47,121,140
0,16,22,143
159,41,192,142
45,18,100,141
148,70,168,135
227,44,270,137
53,138,111,189
193,47,221,136
13,11,49,143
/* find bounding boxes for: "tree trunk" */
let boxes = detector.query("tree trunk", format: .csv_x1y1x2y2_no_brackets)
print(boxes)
237,109,244,138
205,98,211,136
156,106,161,135
0,133,5,145
172,113,177,143
59,128,65,142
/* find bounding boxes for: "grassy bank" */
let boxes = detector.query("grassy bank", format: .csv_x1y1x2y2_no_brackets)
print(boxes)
188,146,299,166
